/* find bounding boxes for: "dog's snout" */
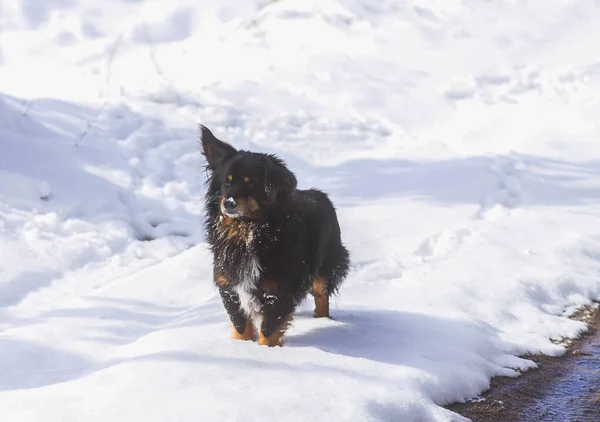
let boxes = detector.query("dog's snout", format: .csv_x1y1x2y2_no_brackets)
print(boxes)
223,197,237,212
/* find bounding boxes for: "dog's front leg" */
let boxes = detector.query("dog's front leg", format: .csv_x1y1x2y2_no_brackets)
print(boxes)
218,287,256,341
259,291,294,347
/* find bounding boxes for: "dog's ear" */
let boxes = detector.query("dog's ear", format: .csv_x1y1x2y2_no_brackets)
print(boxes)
199,125,237,170
266,155,297,202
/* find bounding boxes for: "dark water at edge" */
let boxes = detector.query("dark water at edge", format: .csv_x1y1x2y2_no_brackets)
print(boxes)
518,332,600,422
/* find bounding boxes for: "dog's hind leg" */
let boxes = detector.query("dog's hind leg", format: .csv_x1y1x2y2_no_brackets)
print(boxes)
311,275,330,318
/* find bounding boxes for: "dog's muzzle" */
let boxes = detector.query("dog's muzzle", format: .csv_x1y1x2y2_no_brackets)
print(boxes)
222,197,237,217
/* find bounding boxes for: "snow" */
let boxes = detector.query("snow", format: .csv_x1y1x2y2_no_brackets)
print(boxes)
1,0,600,420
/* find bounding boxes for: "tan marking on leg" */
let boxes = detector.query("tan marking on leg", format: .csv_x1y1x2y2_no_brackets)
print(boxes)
311,275,330,318
259,315,292,347
232,320,256,341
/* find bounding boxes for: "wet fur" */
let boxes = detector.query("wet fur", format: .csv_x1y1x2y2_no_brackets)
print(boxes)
199,125,350,346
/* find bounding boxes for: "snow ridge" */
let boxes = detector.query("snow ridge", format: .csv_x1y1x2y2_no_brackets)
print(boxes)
1,0,600,421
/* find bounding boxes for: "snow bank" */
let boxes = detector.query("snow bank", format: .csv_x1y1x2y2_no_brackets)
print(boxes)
1,0,600,420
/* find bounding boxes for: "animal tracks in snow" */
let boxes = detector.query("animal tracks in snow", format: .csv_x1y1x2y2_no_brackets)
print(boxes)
412,155,529,266
476,155,529,221
414,228,475,264
444,68,554,105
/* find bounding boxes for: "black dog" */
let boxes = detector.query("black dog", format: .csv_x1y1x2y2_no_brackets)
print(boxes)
200,125,350,347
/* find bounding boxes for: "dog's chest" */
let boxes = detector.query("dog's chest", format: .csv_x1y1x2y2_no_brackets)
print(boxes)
215,220,264,316
232,255,262,317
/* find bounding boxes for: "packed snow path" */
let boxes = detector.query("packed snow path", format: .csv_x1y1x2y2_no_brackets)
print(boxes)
1,1,600,421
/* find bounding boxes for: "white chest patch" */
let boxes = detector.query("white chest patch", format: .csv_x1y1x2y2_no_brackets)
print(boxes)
233,256,262,317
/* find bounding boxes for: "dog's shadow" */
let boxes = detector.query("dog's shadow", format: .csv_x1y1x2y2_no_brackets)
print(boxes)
287,307,505,371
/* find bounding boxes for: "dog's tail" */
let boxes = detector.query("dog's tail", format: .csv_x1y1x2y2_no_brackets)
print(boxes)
325,243,350,297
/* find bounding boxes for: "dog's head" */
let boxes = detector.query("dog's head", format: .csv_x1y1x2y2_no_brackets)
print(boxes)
199,125,297,221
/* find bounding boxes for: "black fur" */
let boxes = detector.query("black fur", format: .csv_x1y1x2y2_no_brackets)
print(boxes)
199,125,350,345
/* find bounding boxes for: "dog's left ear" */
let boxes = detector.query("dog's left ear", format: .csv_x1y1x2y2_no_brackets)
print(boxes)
266,155,297,202
199,125,237,170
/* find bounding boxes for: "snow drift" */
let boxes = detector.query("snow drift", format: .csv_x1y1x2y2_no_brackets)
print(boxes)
1,0,600,420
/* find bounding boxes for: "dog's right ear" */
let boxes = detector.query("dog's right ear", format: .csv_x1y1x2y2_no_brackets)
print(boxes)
199,125,238,170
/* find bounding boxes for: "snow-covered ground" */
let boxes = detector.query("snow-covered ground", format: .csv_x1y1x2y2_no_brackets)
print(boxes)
1,0,600,420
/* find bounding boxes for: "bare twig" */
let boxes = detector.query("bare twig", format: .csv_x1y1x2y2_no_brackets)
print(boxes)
76,32,124,147
143,22,183,105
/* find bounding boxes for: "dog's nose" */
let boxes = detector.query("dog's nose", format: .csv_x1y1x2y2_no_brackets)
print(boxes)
223,197,237,212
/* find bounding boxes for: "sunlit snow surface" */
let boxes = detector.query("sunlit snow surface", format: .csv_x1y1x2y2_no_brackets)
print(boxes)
1,1,600,421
